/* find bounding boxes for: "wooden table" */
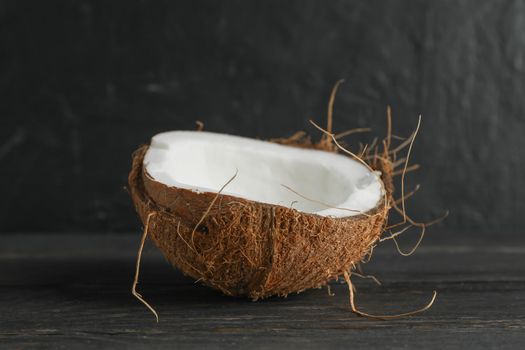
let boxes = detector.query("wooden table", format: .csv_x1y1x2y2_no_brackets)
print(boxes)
2,232,524,349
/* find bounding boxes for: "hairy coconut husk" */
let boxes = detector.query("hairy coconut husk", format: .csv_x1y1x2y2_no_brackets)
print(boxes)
128,137,393,300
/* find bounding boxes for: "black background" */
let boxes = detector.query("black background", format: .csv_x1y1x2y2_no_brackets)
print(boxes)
1,0,524,234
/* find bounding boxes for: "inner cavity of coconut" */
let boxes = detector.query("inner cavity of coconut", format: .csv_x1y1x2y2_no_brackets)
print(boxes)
144,131,383,218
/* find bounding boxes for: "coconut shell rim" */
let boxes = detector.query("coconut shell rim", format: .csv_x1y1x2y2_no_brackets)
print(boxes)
140,145,389,222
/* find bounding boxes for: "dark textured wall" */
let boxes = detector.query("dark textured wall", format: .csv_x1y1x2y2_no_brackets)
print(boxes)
1,0,524,233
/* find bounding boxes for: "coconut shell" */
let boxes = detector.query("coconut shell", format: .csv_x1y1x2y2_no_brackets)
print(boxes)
128,143,392,300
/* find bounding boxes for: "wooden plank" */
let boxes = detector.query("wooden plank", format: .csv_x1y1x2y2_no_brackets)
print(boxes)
1,233,524,349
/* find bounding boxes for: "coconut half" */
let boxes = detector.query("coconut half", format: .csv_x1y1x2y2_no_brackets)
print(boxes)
129,131,392,299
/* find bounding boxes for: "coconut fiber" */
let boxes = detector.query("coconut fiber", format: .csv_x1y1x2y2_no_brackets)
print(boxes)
128,136,394,300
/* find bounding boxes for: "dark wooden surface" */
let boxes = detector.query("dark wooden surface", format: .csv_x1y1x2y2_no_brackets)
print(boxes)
1,232,524,349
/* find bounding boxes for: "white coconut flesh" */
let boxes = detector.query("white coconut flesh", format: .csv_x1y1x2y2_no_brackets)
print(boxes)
144,131,384,218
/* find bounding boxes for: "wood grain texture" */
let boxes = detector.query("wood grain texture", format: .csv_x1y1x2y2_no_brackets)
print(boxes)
1,232,524,349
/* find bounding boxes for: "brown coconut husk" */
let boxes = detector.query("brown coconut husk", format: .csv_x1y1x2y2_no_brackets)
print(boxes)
128,81,444,321
128,143,391,299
